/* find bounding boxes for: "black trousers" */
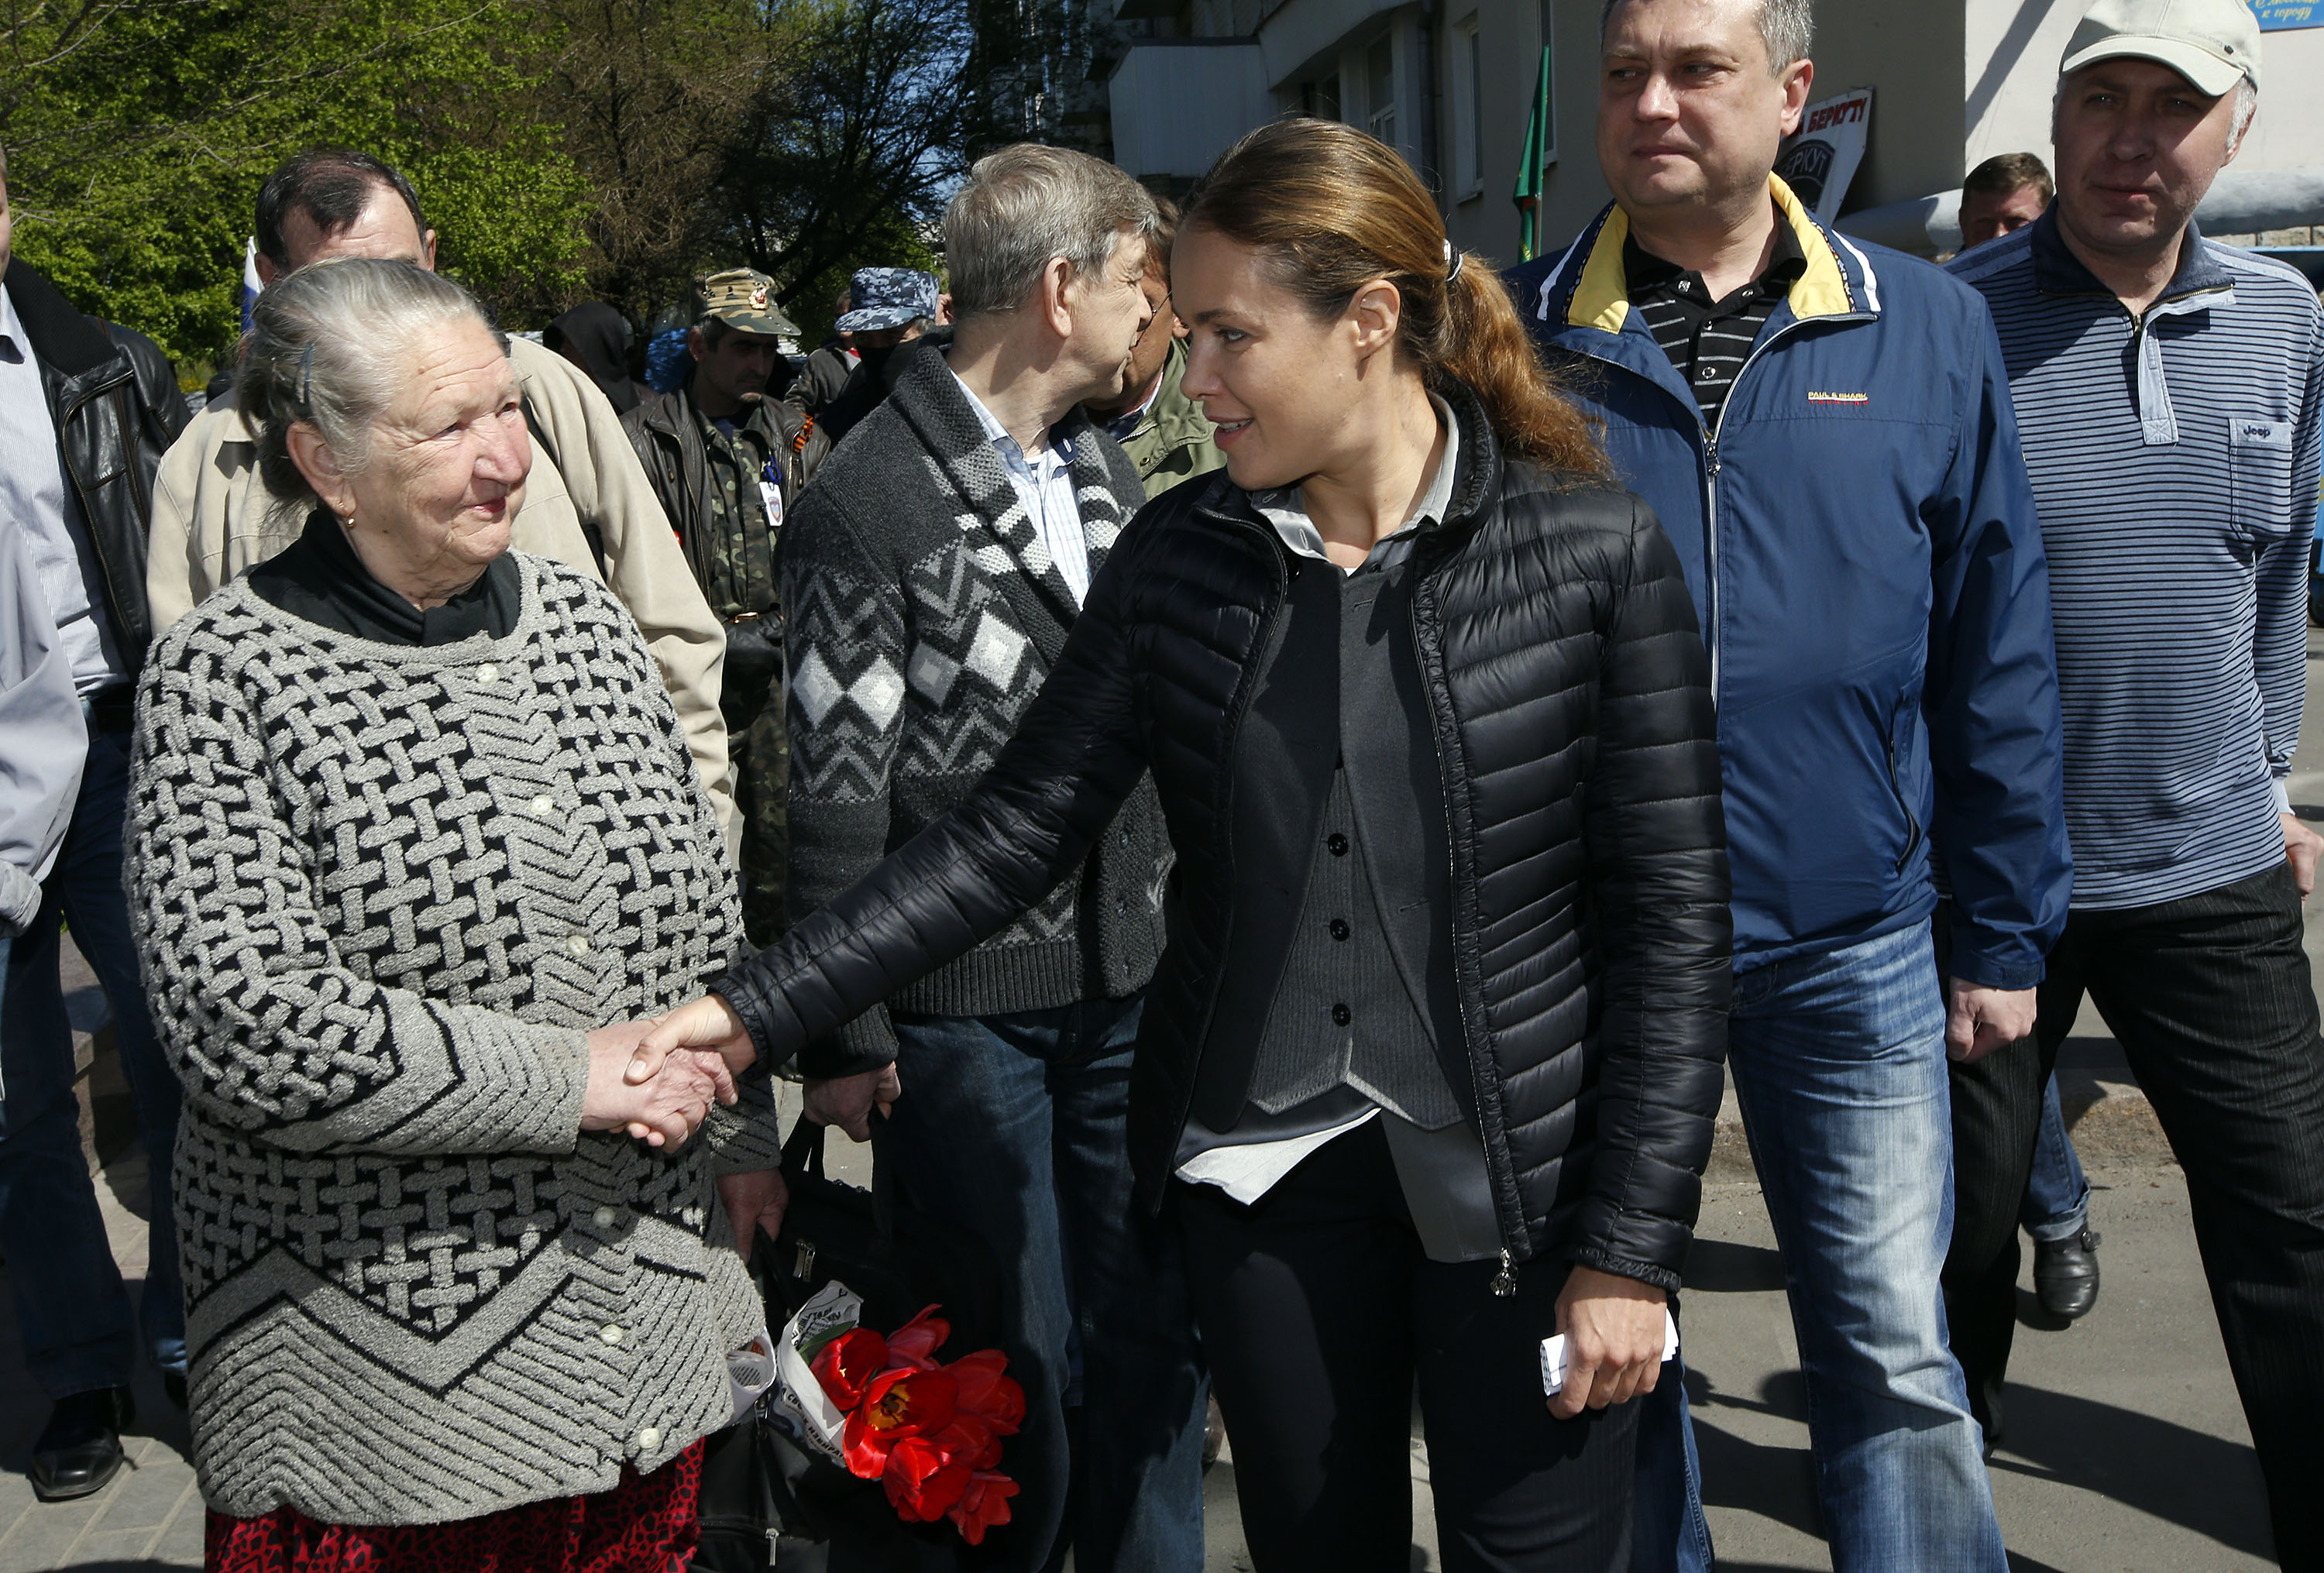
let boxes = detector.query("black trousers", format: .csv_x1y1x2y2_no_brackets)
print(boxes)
1943,862,2324,1565
1176,1121,1638,1573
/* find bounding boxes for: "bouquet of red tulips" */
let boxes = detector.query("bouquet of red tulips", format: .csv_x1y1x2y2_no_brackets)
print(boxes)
780,1290,1026,1544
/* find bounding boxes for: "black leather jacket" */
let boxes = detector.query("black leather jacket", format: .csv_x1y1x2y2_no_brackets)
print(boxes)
4,260,188,669
715,386,1731,1287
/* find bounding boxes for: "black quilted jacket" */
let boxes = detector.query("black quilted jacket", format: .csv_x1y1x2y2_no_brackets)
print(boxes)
718,386,1732,1287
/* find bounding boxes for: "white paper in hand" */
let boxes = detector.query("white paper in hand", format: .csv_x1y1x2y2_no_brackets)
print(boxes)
1540,1310,1681,1396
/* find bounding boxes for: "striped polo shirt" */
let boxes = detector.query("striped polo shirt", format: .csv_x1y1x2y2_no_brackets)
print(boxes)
1624,215,1807,427
1950,213,2324,910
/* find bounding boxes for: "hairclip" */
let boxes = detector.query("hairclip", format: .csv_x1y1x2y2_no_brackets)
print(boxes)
294,342,316,413
1444,239,1465,285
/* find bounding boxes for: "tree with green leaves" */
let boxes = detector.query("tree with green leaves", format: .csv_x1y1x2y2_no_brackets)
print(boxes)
1,0,591,374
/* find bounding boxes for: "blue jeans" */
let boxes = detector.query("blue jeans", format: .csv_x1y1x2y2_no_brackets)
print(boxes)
885,995,1206,1573
0,707,186,1399
1642,921,2003,1573
1630,1358,1714,1573
2019,1074,2090,1242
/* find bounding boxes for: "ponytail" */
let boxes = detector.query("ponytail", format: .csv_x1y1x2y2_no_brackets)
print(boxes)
1183,118,1611,483
1439,253,1610,479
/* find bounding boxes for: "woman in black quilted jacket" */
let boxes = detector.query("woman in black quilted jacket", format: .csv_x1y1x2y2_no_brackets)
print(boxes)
637,118,1731,1571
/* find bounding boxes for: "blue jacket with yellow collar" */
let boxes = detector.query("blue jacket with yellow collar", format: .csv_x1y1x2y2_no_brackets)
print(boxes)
1506,178,2070,990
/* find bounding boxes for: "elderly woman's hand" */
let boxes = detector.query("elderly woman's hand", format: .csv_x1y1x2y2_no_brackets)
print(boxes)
583,1024,737,1147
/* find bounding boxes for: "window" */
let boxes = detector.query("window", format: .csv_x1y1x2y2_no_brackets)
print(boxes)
1366,33,1396,149
1452,15,1484,196
1305,73,1342,121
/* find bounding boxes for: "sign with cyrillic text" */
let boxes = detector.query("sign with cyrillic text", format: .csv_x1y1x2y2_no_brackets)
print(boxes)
1776,88,1873,225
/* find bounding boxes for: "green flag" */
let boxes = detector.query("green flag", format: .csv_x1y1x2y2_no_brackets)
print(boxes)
1512,46,1553,261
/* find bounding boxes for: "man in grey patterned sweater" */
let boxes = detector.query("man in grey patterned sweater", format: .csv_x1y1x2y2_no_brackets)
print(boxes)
778,145,1203,1571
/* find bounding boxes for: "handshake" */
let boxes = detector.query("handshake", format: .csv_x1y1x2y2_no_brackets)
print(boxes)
576,994,903,1149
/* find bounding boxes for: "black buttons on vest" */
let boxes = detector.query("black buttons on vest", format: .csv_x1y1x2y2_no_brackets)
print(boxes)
1331,1003,1353,1026
1329,919,1351,941
1327,833,1349,857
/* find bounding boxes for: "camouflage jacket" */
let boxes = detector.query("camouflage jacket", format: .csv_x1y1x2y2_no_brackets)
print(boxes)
622,384,830,621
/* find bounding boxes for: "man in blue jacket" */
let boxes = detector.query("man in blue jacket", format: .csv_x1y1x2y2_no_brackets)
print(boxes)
1508,1,2070,1567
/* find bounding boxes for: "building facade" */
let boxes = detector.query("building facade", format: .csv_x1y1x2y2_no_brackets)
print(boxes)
1105,0,2324,266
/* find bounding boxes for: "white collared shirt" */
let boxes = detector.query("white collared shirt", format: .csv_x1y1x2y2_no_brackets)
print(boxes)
1246,395,1461,575
951,371,1092,605
0,289,125,695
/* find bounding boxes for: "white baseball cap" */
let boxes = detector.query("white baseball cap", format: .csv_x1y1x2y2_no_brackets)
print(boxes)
2061,0,2261,95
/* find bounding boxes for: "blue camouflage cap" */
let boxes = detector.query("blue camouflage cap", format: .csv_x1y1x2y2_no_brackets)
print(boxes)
836,267,940,333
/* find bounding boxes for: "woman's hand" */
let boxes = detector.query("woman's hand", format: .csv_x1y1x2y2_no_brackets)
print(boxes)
626,994,758,1089
717,1167,790,1254
583,1023,737,1148
1548,1266,1668,1420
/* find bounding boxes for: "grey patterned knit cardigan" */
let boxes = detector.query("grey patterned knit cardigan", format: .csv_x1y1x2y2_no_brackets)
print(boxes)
126,553,783,1526
780,345,1171,1078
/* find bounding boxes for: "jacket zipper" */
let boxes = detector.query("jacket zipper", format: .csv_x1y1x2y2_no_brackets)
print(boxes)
1160,505,1288,1186
1885,731,1924,873
1410,549,1525,1297
1697,318,1826,704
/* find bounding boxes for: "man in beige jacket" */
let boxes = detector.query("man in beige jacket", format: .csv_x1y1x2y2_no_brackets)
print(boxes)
147,148,736,840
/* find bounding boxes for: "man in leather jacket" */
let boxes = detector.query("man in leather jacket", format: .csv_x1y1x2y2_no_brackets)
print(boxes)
0,149,193,1502
623,269,830,944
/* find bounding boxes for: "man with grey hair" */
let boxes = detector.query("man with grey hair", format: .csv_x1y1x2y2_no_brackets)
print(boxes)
1508,0,2066,1567
1946,1,2324,1551
777,143,1202,1571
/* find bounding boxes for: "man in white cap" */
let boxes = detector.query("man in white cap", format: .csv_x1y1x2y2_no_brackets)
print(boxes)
1945,0,2324,1548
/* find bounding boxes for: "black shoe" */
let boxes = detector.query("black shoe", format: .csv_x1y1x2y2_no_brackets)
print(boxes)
2034,1228,2102,1321
29,1386,135,1500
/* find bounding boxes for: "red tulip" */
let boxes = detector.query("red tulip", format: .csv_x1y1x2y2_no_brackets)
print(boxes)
929,1414,1002,1471
882,1432,973,1521
810,1328,889,1411
945,1349,1025,1437
883,1305,951,1372
946,1470,1020,1544
841,1367,959,1479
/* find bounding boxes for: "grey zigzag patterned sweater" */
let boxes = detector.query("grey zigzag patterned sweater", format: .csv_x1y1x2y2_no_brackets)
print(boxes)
127,554,783,1525
779,345,1171,1076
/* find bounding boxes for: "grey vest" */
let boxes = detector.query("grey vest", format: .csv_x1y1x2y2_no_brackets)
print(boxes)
1241,552,1464,1128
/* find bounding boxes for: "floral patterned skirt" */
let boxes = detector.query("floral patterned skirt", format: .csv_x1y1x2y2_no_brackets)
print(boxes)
205,1441,704,1573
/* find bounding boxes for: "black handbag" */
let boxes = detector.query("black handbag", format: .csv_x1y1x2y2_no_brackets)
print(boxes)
762,1117,1006,1352
693,1116,1007,1571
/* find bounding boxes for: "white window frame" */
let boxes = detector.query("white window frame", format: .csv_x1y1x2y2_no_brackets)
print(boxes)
1364,29,1397,151
1452,14,1484,199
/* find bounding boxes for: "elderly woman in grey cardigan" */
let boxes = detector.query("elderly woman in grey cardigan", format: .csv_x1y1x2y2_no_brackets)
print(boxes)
126,258,784,1568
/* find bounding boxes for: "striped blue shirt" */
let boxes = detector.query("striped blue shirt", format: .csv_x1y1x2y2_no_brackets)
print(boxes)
1951,215,2324,910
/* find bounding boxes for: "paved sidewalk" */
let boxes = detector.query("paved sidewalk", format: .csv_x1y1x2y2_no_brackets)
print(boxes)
0,941,201,1573
0,1020,2278,1573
